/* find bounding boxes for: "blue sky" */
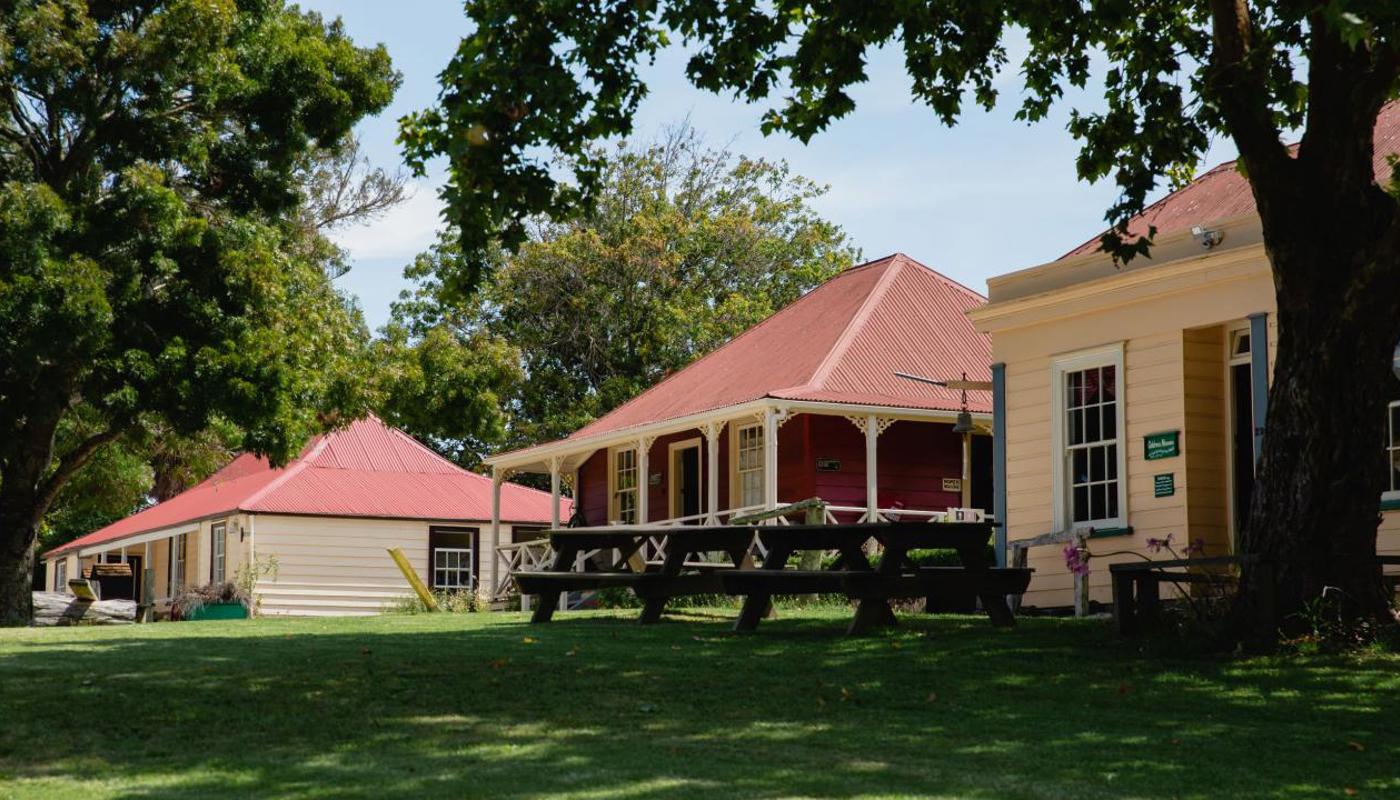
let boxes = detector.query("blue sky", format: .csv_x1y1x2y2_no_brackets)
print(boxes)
301,1,1238,331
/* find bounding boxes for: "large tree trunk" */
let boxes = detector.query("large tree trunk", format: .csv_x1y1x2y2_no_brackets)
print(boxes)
0,511,39,627
1237,199,1400,644
0,405,67,627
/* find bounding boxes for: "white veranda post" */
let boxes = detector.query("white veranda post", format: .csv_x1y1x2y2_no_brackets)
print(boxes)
865,414,879,523
704,420,725,524
490,467,503,575
637,437,652,524
548,456,562,530
763,408,780,511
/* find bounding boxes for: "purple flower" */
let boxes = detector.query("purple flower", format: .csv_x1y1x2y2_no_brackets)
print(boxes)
1063,544,1090,577
1185,538,1207,557
1146,533,1174,554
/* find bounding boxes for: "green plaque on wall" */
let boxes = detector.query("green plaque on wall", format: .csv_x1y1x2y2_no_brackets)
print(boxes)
1144,430,1180,460
1153,473,1175,498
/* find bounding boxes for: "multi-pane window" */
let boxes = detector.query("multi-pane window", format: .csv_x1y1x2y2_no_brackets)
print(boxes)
612,448,638,523
1387,401,1399,496
170,533,187,595
736,424,765,507
55,561,66,592
1065,365,1120,524
433,547,474,590
211,522,227,583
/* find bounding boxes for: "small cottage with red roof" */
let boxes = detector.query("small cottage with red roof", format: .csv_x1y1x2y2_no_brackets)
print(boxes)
42,416,562,615
483,253,996,567
970,103,1400,609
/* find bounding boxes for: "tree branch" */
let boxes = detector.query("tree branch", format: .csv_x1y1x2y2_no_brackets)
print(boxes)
1206,0,1293,191
33,429,124,518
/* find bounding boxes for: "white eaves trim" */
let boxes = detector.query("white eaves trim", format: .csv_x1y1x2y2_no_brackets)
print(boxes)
74,520,205,558
485,397,991,474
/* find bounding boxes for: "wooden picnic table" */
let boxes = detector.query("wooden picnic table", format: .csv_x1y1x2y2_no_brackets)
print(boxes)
514,526,758,625
513,521,1032,635
723,521,1030,635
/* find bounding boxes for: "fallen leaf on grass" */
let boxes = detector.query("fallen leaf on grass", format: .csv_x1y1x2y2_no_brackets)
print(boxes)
1344,789,1358,796
926,692,938,703
1347,741,1366,752
521,636,537,644
488,658,508,669
1116,682,1131,695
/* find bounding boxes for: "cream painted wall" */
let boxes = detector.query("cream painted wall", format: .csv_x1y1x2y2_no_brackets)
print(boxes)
981,246,1398,608
251,514,513,616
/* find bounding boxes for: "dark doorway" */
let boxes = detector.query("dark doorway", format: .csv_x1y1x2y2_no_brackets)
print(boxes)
674,445,702,522
1230,361,1256,540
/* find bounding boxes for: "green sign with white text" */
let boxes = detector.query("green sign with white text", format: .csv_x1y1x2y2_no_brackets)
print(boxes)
1153,473,1175,498
1144,430,1179,460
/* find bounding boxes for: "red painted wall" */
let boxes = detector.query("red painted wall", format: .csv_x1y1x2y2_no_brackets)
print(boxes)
570,413,980,524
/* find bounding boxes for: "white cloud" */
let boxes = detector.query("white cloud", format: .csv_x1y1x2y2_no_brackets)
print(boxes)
327,180,445,261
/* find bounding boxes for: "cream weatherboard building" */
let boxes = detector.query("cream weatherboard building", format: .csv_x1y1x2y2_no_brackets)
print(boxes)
42,417,559,615
971,108,1400,609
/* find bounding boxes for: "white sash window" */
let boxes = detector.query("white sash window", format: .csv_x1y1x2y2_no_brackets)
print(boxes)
1052,344,1128,529
735,423,765,508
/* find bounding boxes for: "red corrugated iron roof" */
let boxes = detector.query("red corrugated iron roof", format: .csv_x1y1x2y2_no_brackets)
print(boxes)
497,254,990,461
1063,101,1400,258
46,417,563,558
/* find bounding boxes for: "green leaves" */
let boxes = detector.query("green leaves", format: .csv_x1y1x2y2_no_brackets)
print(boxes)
390,126,856,462
411,1,1400,278
0,4,396,614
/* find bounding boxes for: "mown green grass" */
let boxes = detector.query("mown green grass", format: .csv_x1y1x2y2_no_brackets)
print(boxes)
0,608,1396,799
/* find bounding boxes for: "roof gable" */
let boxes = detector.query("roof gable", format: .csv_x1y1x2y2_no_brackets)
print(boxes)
561,253,991,443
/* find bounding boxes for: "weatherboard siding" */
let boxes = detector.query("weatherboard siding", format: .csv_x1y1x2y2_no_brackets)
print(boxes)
252,514,516,616
989,246,1400,608
992,254,1276,608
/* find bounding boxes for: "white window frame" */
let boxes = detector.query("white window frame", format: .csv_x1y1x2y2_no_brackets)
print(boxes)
1051,343,1128,530
211,522,227,584
170,533,187,596
609,446,639,524
731,422,766,509
432,546,475,590
54,561,66,592
1385,399,1400,502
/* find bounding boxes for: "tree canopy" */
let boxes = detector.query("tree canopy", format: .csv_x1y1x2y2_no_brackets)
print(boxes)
0,0,400,623
388,127,857,464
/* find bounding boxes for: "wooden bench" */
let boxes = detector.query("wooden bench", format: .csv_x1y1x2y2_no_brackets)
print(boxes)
524,526,758,624
727,521,1030,635
1112,555,1400,635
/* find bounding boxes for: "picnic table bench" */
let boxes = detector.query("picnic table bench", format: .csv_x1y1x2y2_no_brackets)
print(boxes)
513,521,1032,636
1110,554,1400,634
722,521,1031,635
514,526,757,625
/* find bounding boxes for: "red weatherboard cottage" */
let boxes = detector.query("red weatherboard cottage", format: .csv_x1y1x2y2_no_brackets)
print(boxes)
484,253,995,561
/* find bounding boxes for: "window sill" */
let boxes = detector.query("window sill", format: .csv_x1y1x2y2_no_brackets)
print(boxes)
1086,526,1133,539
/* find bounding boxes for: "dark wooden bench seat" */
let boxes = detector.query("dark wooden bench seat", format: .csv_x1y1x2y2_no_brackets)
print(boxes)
514,571,727,599
719,569,849,595
843,568,1033,600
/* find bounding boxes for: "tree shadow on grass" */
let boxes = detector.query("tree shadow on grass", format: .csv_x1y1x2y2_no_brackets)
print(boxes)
0,611,1396,800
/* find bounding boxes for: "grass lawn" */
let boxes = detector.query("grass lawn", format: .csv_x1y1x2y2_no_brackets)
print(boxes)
1,608,1397,800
